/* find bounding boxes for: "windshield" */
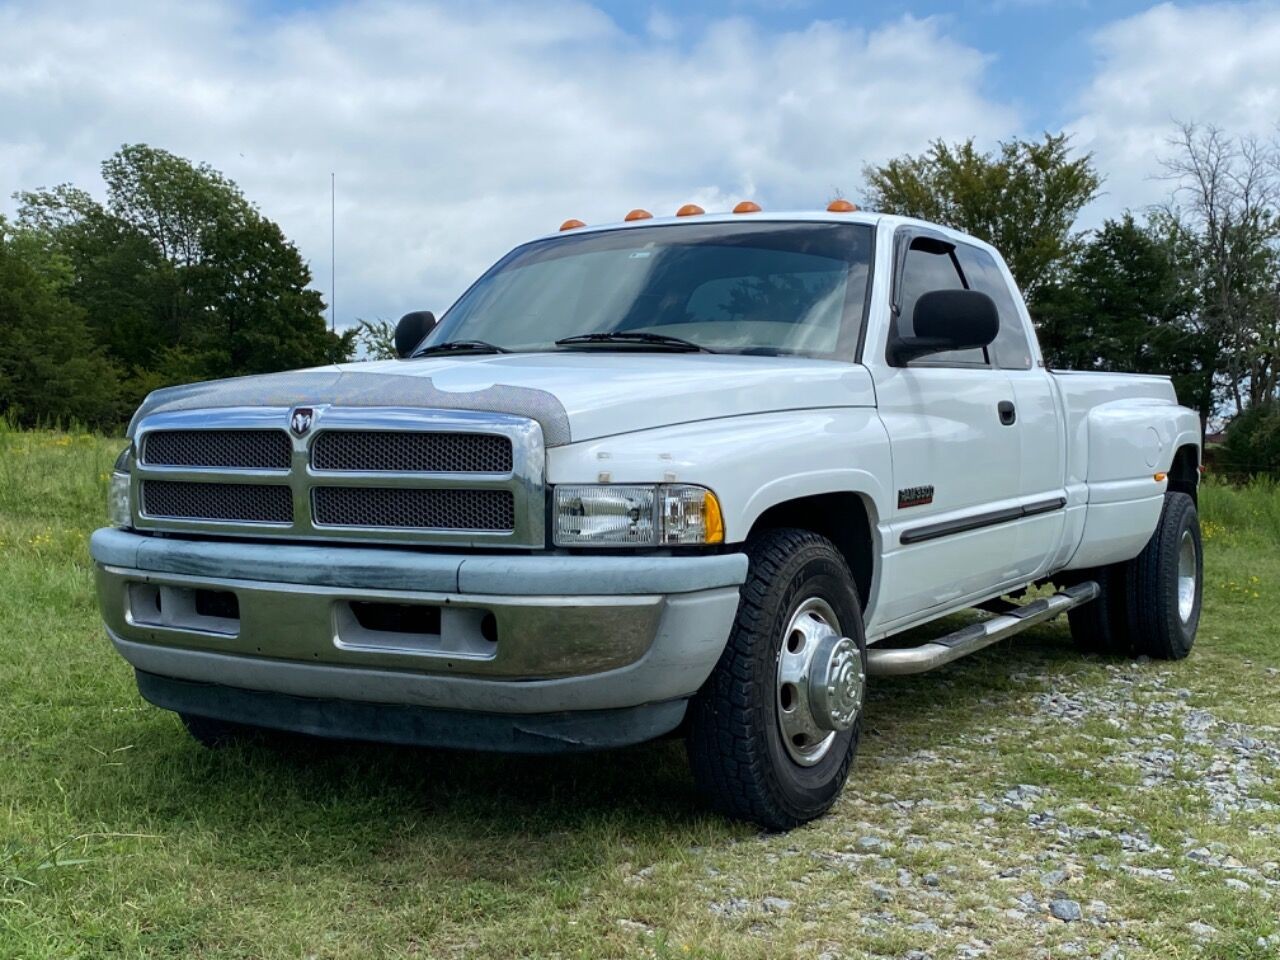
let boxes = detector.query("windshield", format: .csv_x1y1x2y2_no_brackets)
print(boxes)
420,221,874,359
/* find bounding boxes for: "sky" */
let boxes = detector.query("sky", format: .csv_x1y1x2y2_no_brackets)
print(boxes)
3,0,1280,330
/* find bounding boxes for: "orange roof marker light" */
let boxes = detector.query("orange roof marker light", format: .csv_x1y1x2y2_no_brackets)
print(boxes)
733,200,762,214
827,198,858,213
559,218,586,231
676,203,705,217
624,208,653,222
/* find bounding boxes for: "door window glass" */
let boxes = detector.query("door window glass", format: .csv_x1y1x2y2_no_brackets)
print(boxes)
894,239,986,366
953,245,1034,370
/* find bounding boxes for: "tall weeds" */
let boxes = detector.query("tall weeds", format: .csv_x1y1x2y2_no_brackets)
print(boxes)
1199,476,1280,546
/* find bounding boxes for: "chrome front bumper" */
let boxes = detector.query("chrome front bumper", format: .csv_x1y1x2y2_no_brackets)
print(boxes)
90,529,746,722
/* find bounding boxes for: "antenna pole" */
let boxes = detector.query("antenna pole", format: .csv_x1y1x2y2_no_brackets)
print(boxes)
330,172,336,333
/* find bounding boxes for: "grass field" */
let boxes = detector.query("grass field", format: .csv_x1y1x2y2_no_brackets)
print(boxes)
2,427,1278,959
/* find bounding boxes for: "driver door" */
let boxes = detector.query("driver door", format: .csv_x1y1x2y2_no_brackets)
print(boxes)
870,231,1025,628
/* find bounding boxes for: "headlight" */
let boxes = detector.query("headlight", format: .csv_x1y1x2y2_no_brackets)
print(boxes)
108,445,132,529
554,484,724,547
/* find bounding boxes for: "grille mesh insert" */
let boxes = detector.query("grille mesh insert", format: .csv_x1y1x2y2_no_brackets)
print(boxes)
142,480,293,524
143,430,291,469
311,431,513,473
312,487,515,531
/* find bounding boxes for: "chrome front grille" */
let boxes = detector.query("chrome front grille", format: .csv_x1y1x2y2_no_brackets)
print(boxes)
312,487,515,530
130,406,546,547
311,430,512,473
143,429,291,469
142,480,294,524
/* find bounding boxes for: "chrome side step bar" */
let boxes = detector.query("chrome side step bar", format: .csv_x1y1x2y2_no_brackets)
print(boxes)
866,581,1100,677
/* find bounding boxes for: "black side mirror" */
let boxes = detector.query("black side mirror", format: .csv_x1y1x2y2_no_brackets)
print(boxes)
394,311,438,359
890,289,998,366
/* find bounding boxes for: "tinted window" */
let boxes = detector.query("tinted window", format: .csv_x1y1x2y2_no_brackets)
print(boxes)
894,241,986,366
424,222,874,359
953,245,1033,370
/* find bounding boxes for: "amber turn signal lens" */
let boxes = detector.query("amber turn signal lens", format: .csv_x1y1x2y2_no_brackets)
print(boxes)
732,200,762,214
676,203,705,217
1154,472,1168,482
624,208,653,222
827,199,858,213
703,491,725,544
559,219,586,231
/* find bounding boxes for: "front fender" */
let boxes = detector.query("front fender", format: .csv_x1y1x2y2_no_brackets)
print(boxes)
545,408,893,543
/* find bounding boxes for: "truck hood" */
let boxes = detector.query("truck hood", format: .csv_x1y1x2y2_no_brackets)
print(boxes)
129,353,876,447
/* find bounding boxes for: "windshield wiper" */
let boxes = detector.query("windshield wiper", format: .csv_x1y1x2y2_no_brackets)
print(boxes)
413,340,509,357
555,331,716,353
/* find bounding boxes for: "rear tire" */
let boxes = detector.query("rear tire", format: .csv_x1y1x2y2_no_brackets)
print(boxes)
1067,566,1132,657
686,529,866,831
1067,492,1201,661
1127,492,1201,660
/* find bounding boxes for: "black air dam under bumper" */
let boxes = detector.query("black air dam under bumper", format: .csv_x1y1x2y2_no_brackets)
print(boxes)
136,671,688,754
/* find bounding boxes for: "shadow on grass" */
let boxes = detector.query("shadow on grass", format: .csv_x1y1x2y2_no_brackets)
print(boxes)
61,624,1098,870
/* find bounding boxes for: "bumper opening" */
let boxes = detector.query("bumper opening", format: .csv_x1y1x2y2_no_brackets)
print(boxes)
334,601,498,660
349,600,442,635
128,583,241,637
196,589,240,621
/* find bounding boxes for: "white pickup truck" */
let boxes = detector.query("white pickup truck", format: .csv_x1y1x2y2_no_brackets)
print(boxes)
91,206,1203,829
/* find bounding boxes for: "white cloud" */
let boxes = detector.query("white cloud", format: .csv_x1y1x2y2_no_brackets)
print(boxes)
1069,1,1280,225
0,0,1015,326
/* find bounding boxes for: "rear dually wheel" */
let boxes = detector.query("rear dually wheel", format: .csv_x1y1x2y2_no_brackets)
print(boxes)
1067,491,1201,661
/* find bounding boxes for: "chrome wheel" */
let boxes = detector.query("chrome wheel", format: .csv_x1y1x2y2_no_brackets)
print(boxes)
1177,528,1198,623
776,597,865,767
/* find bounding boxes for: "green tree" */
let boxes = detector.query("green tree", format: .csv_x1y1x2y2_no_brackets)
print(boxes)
15,144,352,411
187,210,353,376
101,144,251,269
863,133,1101,302
1036,215,1217,430
0,218,122,428
1218,402,1280,477
18,188,171,377
353,319,398,360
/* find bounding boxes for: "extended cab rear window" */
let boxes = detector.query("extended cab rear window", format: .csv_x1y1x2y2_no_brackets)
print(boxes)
428,221,874,360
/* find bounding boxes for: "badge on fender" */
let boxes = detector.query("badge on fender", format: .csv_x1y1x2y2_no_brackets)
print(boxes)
898,485,934,508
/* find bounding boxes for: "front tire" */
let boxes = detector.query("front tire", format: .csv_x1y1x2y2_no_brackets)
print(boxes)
179,712,261,748
686,529,866,830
